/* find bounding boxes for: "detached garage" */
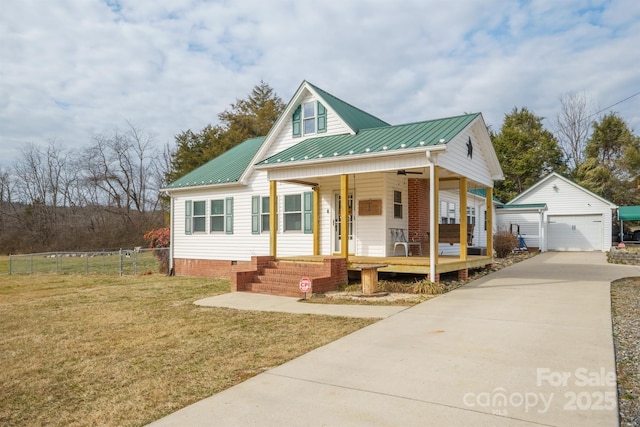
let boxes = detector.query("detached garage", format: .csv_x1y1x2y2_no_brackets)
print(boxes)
497,172,617,252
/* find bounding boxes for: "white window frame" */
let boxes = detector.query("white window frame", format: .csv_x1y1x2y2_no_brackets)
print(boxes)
440,201,456,224
303,102,316,135
467,206,476,226
261,196,270,232
393,190,403,219
192,200,207,233
210,199,225,232
284,194,302,232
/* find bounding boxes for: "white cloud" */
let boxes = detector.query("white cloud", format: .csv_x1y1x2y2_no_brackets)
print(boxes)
1,0,639,169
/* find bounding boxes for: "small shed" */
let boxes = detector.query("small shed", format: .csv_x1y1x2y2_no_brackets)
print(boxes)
497,173,617,252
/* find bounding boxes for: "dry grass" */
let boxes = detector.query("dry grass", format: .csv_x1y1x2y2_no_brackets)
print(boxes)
0,255,8,274
0,274,375,427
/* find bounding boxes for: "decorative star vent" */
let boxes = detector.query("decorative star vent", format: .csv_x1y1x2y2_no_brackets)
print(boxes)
467,137,473,159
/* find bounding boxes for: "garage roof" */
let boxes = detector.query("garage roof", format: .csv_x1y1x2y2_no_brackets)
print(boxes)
619,206,640,221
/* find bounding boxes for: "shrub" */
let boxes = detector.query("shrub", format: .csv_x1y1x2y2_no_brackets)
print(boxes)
493,230,518,258
412,279,447,295
143,228,170,274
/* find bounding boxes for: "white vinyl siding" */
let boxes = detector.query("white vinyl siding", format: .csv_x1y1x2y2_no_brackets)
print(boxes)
497,212,541,249
171,171,314,261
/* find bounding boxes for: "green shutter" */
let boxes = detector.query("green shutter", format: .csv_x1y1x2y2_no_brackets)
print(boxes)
303,191,313,234
292,105,301,137
225,197,234,234
251,196,259,234
317,102,327,133
185,200,192,235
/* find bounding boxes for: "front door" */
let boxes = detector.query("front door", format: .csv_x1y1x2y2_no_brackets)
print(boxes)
333,193,354,254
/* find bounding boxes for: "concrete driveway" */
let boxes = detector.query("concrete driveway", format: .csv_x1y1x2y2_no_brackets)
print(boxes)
149,252,640,426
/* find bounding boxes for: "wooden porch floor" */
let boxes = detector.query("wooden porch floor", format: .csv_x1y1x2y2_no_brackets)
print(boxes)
277,254,494,275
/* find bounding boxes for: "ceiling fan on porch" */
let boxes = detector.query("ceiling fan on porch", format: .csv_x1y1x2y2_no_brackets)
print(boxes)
396,170,423,175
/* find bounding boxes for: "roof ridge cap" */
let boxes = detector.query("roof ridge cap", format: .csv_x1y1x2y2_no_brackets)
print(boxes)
306,81,389,126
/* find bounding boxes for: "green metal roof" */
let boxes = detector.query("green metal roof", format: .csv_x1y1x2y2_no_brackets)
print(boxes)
308,82,389,131
619,206,640,221
258,113,480,166
165,136,266,189
467,187,503,204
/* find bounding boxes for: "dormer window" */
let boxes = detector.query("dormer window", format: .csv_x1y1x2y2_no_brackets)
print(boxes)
303,102,316,134
292,101,327,137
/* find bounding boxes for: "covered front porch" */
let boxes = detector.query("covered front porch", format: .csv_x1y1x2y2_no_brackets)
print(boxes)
257,112,503,286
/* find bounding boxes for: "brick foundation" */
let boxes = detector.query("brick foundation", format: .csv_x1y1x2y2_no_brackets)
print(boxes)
173,258,254,279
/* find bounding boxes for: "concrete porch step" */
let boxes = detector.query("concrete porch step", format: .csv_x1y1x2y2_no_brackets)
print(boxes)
245,282,306,298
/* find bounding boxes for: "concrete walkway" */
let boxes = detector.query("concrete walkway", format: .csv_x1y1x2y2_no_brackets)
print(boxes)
194,292,410,318
149,252,640,426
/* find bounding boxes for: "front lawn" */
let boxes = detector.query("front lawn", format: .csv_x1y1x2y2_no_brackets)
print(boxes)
0,275,375,426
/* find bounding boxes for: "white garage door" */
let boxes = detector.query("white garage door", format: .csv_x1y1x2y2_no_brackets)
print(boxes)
547,215,602,251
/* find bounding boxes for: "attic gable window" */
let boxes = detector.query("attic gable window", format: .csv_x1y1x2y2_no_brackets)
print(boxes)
303,102,315,134
292,102,327,137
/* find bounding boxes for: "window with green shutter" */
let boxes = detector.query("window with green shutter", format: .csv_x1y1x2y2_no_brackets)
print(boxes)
303,191,313,233
261,196,270,232
193,201,207,232
284,194,302,231
303,102,315,134
292,105,301,137
225,197,234,234
210,199,224,232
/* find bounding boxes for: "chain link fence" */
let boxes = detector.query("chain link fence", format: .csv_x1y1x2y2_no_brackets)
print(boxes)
6,248,170,276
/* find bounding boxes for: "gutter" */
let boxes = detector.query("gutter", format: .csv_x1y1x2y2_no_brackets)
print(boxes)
254,145,448,170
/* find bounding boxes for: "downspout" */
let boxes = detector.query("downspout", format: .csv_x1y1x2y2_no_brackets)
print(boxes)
539,208,545,252
169,194,175,273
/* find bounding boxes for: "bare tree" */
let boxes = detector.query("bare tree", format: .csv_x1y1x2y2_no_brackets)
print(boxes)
554,92,594,173
82,123,161,215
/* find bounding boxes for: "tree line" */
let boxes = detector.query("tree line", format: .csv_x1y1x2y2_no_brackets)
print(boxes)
492,92,640,206
0,82,284,255
0,123,166,253
1,83,638,255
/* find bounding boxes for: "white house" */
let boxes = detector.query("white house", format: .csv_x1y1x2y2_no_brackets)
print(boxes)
162,80,504,295
496,172,617,252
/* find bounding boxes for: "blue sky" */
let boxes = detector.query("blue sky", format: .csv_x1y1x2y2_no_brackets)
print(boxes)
1,0,639,168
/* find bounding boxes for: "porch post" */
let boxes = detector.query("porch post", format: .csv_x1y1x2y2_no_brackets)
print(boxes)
486,187,493,258
340,174,349,259
313,186,320,255
429,166,439,281
269,181,277,257
459,177,468,261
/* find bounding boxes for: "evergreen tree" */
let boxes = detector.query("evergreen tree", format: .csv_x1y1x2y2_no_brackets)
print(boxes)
576,113,640,205
491,107,566,202
165,81,285,184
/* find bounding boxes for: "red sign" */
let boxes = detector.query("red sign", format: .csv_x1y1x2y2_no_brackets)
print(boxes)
299,277,311,293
